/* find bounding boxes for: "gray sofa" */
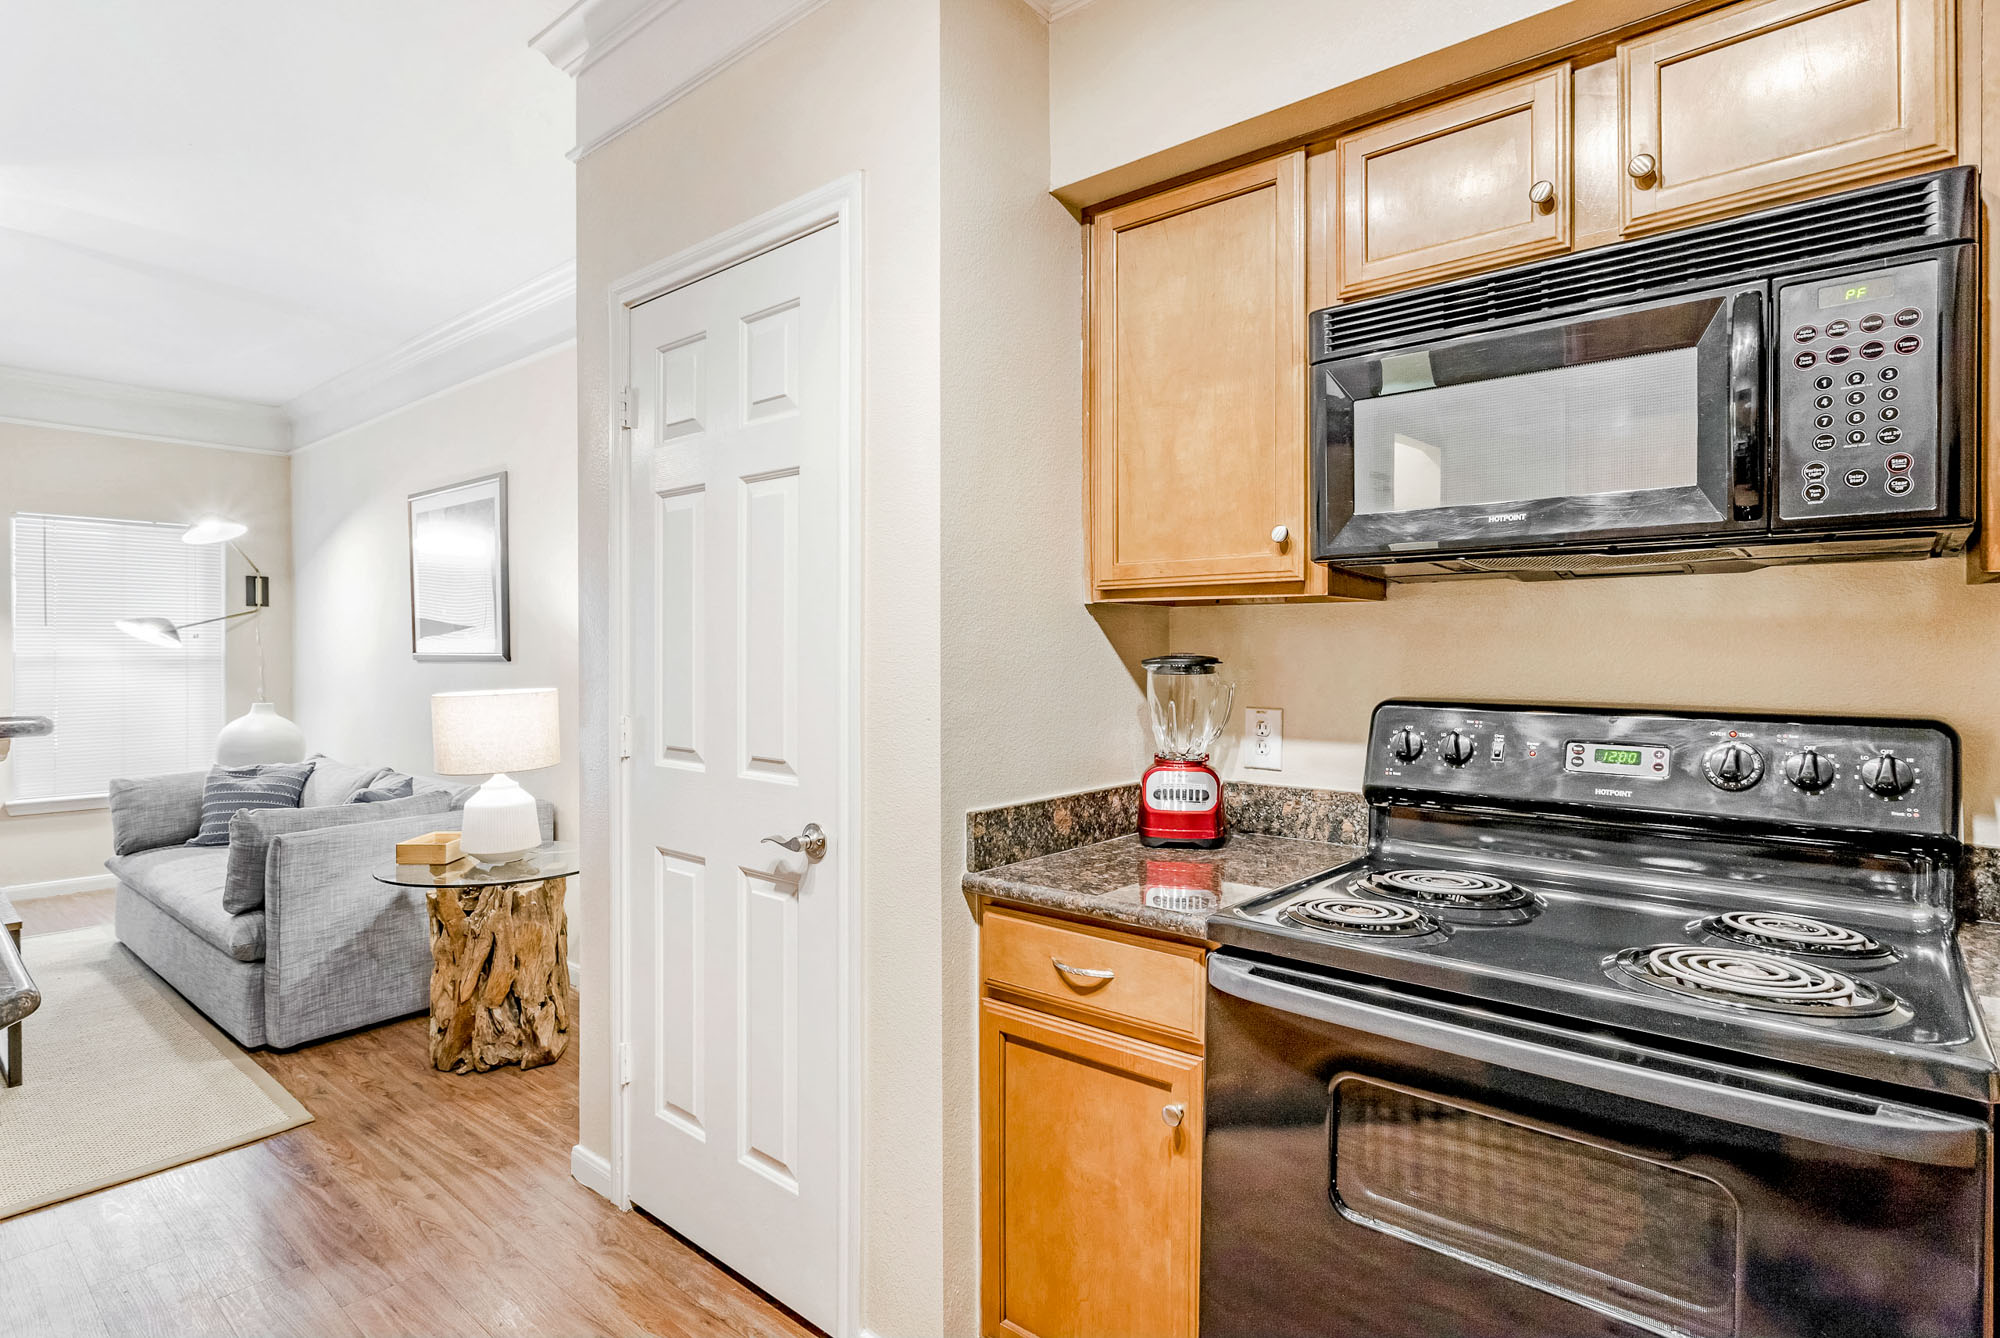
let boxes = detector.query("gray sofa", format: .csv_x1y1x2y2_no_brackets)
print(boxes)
103,758,555,1049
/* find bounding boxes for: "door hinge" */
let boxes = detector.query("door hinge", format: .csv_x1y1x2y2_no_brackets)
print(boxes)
618,715,633,760
619,1042,633,1087
616,386,634,431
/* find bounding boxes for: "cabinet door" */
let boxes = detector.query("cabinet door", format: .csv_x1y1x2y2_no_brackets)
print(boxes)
981,999,1202,1338
1089,153,1306,592
1619,0,1955,235
1336,66,1570,299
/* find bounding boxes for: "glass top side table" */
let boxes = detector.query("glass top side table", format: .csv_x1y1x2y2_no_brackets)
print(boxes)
372,842,577,1073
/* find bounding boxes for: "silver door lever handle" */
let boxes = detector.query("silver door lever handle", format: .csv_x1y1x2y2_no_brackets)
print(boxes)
762,823,827,862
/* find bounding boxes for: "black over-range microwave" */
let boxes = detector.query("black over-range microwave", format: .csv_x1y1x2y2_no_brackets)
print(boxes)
1310,166,1979,580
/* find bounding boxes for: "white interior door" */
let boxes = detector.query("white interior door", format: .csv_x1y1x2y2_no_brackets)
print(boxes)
623,220,846,1329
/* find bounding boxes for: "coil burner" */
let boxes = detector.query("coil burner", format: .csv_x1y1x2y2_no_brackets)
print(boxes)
1613,944,1898,1017
1283,897,1441,939
1700,910,1893,962
1358,868,1537,911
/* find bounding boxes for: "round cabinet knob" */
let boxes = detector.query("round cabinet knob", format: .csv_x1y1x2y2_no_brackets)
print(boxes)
1440,730,1476,766
1627,152,1658,182
1271,524,1289,546
1860,751,1917,799
1161,1103,1186,1128
1389,726,1425,763
1782,747,1838,793
1528,179,1555,207
1703,741,1765,791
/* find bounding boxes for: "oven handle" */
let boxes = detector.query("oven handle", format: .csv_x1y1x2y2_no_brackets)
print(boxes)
1727,289,1764,520
1210,954,1986,1168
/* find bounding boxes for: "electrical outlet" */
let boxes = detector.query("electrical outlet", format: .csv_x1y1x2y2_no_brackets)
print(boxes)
1244,708,1282,771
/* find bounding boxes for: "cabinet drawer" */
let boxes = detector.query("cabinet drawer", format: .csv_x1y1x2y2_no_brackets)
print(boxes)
981,906,1205,1046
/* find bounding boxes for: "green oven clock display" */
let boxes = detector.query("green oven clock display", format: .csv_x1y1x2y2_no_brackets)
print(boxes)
1594,747,1643,766
1818,275,1897,309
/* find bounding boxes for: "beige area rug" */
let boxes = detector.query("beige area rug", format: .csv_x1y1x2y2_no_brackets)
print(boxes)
0,925,311,1218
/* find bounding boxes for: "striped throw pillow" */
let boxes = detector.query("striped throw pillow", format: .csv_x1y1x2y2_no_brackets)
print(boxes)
186,762,315,846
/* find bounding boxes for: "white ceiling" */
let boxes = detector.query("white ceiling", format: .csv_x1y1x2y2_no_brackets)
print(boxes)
0,0,575,413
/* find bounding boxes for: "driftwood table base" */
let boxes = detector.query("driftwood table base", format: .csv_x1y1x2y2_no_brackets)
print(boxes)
427,876,571,1074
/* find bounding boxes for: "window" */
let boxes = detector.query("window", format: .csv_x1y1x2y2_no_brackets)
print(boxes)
8,514,225,809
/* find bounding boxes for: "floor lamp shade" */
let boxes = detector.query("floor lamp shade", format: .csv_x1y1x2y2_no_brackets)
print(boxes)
432,688,560,862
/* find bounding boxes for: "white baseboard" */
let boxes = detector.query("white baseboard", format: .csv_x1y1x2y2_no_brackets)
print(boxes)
1,873,115,902
571,1143,615,1201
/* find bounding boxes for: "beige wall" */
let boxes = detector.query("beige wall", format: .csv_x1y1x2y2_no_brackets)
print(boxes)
941,0,1169,1328
1182,560,2000,817
0,422,292,890
288,346,580,856
576,0,947,1330
1047,0,1567,190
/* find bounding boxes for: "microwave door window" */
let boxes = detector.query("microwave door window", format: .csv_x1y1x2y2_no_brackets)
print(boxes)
1353,346,1705,518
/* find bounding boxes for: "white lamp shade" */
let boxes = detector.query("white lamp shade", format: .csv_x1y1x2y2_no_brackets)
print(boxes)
182,518,248,545
432,687,560,776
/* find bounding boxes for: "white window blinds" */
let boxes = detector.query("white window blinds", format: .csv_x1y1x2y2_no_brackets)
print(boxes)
9,514,225,804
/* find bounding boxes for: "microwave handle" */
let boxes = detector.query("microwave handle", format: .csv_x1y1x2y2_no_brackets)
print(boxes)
1210,954,1985,1168
1727,291,1765,520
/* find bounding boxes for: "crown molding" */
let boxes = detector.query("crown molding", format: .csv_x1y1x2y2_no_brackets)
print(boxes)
533,0,830,159
0,365,290,453
286,261,576,447
1019,0,1101,18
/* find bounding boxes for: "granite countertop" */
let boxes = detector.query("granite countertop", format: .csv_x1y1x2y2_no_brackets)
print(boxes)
964,833,1362,939
1960,922,2000,1039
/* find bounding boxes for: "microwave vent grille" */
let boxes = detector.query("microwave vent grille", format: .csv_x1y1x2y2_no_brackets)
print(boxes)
1319,169,1965,361
1450,548,1753,574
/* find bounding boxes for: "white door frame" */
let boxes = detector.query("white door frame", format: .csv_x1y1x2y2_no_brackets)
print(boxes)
604,173,865,1338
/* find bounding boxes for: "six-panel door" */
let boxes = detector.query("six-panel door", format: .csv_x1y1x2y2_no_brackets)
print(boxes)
622,221,847,1331
1089,153,1309,593
1335,65,1572,298
981,998,1203,1338
1619,0,1956,235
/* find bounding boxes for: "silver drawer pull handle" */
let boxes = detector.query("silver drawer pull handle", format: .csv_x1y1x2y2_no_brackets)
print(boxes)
1051,957,1115,987
1162,1103,1186,1128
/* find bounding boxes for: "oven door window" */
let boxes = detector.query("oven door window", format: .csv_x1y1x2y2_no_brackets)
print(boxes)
1315,286,1764,559
1330,1074,1740,1338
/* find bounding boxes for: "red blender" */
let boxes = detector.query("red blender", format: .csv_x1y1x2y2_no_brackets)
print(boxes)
1139,654,1234,848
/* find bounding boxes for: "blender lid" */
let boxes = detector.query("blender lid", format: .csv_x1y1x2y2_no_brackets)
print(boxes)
1142,654,1221,675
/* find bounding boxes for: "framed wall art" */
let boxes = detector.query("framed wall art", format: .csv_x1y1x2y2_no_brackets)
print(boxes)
408,472,510,662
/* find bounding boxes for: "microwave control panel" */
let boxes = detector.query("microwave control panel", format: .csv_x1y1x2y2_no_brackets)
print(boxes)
1775,256,1942,522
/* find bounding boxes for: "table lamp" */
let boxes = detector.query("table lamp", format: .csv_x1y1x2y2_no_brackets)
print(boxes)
431,687,559,863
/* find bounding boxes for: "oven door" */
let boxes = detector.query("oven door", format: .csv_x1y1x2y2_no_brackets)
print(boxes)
1203,954,1989,1338
1313,285,1767,563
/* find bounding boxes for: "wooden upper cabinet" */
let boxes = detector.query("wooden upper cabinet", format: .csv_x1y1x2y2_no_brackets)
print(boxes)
1089,153,1309,593
980,998,1202,1338
1335,66,1571,299
1619,0,1956,235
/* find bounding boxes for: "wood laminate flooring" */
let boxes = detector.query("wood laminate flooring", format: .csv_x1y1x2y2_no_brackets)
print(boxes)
4,891,815,1338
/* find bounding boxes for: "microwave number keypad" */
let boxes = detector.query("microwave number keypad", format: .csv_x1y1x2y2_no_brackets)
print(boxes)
1777,259,1940,521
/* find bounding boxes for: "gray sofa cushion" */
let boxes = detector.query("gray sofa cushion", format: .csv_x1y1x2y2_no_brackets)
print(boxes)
189,762,315,846
348,773,415,803
300,755,389,808
106,846,264,962
407,773,483,807
106,770,206,855
222,788,455,914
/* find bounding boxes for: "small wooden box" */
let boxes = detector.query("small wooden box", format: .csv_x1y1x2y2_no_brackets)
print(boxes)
397,831,462,865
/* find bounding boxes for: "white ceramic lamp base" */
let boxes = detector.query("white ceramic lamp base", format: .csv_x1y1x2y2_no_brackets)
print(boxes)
460,773,539,863
215,701,306,766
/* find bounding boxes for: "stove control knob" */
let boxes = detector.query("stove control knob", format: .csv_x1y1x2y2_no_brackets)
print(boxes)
1439,731,1475,766
1389,727,1425,763
1782,747,1838,793
1702,741,1765,791
1860,751,1917,799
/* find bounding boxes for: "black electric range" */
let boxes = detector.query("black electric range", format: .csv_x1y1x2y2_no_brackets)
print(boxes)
1201,701,1997,1338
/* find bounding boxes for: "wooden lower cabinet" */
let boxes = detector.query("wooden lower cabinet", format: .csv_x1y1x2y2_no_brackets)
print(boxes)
980,997,1203,1338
